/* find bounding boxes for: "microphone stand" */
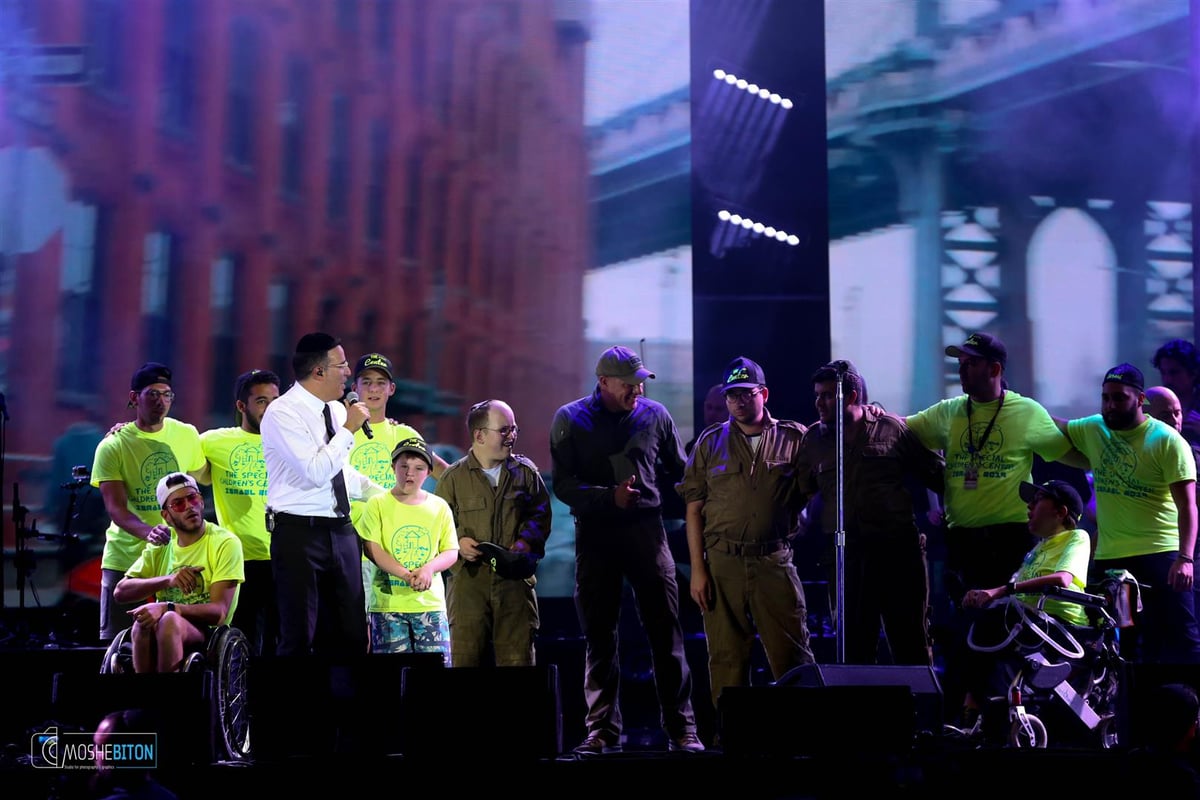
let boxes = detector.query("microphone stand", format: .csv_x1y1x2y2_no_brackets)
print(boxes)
834,368,846,665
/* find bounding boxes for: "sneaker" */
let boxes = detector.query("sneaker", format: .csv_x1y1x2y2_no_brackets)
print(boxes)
669,732,705,753
573,731,621,756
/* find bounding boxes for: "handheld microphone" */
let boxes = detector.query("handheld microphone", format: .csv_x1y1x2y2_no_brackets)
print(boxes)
345,391,373,439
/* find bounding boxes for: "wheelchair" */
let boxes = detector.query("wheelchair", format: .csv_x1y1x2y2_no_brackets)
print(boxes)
955,580,1128,749
100,623,252,762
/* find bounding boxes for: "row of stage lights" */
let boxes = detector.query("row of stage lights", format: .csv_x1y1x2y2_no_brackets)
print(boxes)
712,68,794,109
717,209,800,246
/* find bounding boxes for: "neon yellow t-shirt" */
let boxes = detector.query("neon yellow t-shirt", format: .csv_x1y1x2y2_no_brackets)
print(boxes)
1014,528,1091,627
349,420,422,529
906,391,1071,529
358,491,457,614
1067,415,1195,559
125,522,245,625
92,418,205,571
199,427,271,561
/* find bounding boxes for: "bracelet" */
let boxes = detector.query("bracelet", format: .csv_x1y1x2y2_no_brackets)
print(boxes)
1179,554,1194,564
1005,581,1016,595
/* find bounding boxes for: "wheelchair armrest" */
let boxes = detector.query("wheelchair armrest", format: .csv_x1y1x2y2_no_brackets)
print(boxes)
1044,585,1109,610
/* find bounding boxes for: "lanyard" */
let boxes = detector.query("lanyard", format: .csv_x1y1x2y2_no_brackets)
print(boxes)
966,392,1005,464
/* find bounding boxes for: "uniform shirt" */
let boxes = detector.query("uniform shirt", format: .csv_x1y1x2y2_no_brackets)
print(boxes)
435,450,551,555
798,405,944,539
1067,415,1196,560
200,427,270,561
91,418,205,571
260,382,378,517
906,390,1071,529
348,420,421,529
550,386,687,520
358,491,458,613
1012,528,1091,627
125,522,245,625
677,413,807,544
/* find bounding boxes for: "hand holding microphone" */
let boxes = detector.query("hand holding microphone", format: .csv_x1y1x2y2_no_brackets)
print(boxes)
344,391,373,438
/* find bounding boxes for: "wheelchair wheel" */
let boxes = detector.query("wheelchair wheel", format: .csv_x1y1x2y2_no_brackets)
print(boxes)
1096,715,1119,749
99,628,132,674
1008,714,1048,748
207,626,252,762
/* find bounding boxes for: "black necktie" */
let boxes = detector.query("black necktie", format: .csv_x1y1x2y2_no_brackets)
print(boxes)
323,403,351,517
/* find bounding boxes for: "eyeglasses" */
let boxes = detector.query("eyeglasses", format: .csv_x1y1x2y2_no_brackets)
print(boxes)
482,426,519,437
142,389,176,401
327,360,350,371
165,492,203,513
724,388,761,404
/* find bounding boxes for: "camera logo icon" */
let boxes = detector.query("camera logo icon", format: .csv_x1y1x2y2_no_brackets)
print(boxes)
31,727,58,768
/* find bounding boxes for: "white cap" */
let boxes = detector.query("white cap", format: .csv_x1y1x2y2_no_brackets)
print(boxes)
156,472,199,509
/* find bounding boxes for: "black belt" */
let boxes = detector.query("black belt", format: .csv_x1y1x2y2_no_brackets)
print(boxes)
707,538,789,557
271,511,351,528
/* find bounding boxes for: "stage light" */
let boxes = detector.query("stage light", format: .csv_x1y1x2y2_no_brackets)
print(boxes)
780,98,793,110
724,73,737,85
752,222,765,234
714,69,727,80
769,93,781,104
764,226,776,237
740,218,753,229
730,214,743,224
718,209,732,221
747,83,759,94
786,235,799,246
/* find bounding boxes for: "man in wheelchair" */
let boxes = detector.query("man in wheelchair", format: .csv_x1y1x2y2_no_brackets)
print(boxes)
957,479,1115,745
113,472,245,673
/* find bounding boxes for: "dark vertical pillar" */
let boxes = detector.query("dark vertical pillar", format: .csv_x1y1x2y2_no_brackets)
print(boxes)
690,0,830,424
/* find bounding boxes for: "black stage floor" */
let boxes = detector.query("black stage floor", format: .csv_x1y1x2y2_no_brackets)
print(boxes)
2,600,1198,799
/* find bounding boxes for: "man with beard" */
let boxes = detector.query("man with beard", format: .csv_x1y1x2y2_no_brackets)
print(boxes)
436,399,551,666
197,369,280,655
906,332,1075,722
92,362,205,644
551,345,703,755
1063,363,1200,662
797,360,943,666
678,356,815,712
115,473,245,673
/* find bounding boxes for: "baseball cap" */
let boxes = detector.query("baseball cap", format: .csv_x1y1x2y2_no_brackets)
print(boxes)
131,362,172,392
354,353,394,381
723,356,767,391
391,437,432,469
595,346,655,384
476,541,537,580
156,472,200,509
946,332,1008,370
1103,362,1144,392
1018,479,1084,523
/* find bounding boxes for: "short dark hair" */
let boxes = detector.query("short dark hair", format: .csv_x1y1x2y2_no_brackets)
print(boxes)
235,369,280,405
1152,338,1200,377
811,361,864,401
293,332,340,379
466,400,496,433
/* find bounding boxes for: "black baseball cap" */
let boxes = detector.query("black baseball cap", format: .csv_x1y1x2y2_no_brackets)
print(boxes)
391,437,432,469
723,356,766,391
131,362,172,392
1019,479,1083,523
946,332,1008,370
1103,362,1144,392
354,353,394,381
595,346,655,384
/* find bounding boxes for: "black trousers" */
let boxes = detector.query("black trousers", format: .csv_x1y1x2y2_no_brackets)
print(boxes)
270,515,367,657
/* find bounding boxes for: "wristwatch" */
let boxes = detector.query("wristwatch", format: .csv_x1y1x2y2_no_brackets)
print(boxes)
166,602,176,614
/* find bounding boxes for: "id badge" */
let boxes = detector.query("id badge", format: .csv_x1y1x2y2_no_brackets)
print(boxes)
963,467,979,490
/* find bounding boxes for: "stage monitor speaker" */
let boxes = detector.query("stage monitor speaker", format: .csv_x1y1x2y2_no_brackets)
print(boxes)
249,652,445,761
51,670,214,768
718,684,915,757
400,664,562,759
777,663,943,733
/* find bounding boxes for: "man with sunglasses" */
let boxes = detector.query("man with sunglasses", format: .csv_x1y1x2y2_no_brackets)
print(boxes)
435,399,551,666
678,356,816,714
91,362,205,644
114,472,244,673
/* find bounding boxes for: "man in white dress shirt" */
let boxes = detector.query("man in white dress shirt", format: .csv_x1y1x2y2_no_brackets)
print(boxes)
260,332,382,656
